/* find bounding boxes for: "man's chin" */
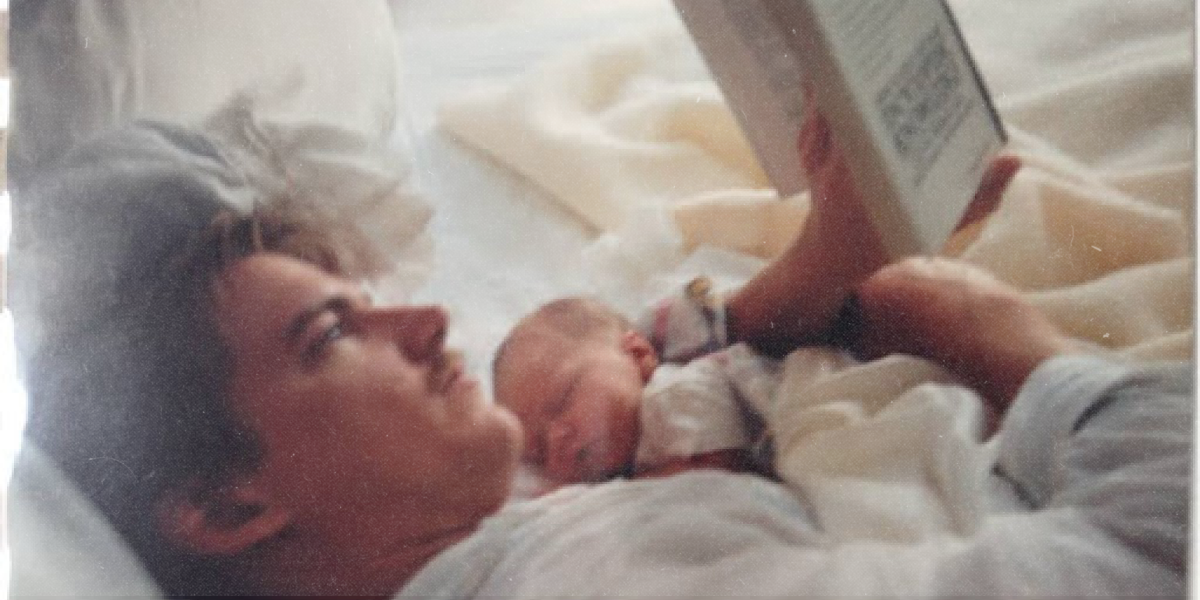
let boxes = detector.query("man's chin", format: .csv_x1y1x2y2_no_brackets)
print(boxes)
495,407,525,471
459,415,524,513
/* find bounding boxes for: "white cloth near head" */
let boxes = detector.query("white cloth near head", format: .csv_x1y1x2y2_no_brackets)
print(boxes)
10,0,402,190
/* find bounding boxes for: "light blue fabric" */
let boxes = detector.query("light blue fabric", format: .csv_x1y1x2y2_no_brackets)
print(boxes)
399,355,1190,598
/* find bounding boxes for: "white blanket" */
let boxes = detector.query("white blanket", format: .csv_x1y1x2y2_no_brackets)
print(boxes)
764,350,997,541
438,0,1193,540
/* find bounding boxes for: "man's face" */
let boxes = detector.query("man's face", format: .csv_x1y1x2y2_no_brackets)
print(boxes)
213,253,522,537
495,328,646,484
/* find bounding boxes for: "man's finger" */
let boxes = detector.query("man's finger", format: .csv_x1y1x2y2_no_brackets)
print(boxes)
797,107,834,176
953,154,1021,232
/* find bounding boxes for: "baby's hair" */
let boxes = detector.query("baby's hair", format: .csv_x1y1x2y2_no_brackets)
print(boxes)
522,297,631,338
492,297,631,395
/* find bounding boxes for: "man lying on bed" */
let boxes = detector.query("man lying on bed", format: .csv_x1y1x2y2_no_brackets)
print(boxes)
16,118,1187,597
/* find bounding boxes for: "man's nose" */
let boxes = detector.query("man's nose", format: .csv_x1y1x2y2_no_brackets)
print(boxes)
371,304,448,362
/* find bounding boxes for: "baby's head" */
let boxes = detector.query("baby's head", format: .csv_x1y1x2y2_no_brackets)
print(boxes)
493,298,659,484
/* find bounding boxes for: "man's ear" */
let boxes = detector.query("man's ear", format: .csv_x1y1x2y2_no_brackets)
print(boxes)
620,330,659,382
156,475,292,556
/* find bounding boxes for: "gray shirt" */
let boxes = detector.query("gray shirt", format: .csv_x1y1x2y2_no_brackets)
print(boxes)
400,355,1189,597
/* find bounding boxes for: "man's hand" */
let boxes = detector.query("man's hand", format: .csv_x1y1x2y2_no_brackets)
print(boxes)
727,101,1021,355
798,95,1021,272
846,258,1076,434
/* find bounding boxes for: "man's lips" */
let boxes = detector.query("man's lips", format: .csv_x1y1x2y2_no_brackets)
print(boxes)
430,349,470,394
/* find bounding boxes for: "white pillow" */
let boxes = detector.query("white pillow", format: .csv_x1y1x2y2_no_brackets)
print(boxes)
11,0,402,187
8,442,163,598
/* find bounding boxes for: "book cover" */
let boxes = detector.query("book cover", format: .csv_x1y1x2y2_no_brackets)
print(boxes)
675,0,1006,257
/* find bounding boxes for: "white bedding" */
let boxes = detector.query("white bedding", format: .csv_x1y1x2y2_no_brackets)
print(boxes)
408,0,1194,531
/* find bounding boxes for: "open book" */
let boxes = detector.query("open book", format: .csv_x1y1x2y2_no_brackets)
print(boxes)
674,0,1006,258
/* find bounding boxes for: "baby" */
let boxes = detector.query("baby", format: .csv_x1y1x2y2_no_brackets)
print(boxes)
492,286,1004,544
492,280,789,486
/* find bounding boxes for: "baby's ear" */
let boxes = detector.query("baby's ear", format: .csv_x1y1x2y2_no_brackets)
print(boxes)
620,330,659,382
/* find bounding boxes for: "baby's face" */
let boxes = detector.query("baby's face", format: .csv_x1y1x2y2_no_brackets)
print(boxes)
495,331,654,483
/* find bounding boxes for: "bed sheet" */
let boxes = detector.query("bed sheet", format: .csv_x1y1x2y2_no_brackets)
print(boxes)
392,0,1194,511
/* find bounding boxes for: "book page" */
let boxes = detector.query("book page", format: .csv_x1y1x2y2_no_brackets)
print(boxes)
809,0,1005,252
678,0,1005,256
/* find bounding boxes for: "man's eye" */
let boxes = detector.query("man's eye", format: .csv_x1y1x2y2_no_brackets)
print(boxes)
305,323,345,361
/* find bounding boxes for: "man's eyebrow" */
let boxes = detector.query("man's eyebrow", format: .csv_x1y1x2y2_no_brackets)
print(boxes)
282,295,354,343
